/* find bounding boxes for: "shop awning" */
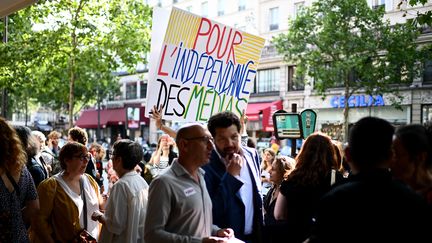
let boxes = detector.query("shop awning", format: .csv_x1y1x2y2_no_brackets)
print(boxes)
75,107,149,129
246,102,276,121
246,100,283,121
262,100,283,132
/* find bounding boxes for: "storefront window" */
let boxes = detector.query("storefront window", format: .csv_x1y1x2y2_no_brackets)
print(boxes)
422,105,432,124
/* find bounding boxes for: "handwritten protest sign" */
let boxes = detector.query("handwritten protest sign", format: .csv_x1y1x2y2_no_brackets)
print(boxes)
145,7,265,122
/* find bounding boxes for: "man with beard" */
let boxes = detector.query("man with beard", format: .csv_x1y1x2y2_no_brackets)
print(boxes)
151,108,263,243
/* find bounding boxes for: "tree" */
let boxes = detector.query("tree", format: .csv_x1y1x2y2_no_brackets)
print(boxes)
273,0,422,142
0,0,152,127
398,0,432,26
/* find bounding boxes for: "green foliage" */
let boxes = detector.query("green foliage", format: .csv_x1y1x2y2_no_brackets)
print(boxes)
0,0,152,125
401,0,432,26
273,0,422,141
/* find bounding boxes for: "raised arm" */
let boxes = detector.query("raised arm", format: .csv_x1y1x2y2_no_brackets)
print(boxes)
150,105,177,139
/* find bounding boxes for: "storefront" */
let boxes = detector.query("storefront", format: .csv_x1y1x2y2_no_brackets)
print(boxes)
75,106,150,144
307,92,412,140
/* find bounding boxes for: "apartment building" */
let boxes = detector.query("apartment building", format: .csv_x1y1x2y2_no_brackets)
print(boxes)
85,0,432,144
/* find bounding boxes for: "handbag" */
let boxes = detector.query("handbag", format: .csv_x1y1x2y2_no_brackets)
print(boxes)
74,177,97,243
0,172,20,243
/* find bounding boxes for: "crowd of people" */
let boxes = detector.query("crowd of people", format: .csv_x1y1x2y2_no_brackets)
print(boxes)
1,108,432,242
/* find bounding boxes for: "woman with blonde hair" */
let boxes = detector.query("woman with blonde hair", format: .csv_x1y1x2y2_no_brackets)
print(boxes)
263,156,294,242
145,134,177,182
31,142,103,242
0,117,39,242
261,148,276,195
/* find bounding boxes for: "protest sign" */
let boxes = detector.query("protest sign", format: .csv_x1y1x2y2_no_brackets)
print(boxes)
145,7,265,122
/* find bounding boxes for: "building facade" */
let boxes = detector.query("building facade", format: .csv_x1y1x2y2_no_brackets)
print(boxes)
84,0,432,145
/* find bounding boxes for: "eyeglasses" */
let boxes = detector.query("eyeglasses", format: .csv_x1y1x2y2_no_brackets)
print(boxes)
183,136,214,144
74,154,90,161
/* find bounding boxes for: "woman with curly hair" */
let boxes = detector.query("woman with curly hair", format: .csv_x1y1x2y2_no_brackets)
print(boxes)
274,132,344,243
0,117,39,243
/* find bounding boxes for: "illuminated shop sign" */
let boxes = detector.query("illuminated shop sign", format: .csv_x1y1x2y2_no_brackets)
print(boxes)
330,95,385,108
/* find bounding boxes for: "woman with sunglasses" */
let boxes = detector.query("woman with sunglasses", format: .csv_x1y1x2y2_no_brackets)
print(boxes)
31,142,103,242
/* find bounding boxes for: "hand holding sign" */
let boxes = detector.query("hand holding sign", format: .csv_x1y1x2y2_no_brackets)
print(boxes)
150,105,164,129
240,109,248,135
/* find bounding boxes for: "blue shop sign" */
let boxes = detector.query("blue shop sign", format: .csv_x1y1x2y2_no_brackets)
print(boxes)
330,95,385,108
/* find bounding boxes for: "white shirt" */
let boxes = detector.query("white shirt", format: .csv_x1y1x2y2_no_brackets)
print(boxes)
54,173,100,239
100,171,149,243
236,158,255,235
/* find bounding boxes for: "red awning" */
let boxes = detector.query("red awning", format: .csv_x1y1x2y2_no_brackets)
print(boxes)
75,107,149,129
246,102,276,121
262,100,283,132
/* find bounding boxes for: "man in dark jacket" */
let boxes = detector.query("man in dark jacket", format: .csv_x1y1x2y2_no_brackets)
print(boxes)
203,112,263,243
309,117,432,243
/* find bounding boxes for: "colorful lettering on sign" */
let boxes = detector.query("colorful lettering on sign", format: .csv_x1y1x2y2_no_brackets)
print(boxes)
330,95,385,108
146,8,265,122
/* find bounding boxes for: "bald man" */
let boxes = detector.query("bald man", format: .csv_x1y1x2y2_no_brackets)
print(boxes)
145,124,234,243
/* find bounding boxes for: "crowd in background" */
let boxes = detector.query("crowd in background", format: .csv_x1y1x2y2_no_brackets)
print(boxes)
1,109,432,243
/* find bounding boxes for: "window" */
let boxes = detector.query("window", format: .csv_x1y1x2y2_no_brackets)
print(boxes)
269,7,279,31
372,0,385,8
238,0,246,11
186,5,192,12
256,68,280,93
422,105,432,124
126,83,137,100
424,60,432,84
218,0,225,16
294,2,304,18
288,66,305,91
173,0,178,3
201,1,208,17
157,0,162,7
140,81,147,98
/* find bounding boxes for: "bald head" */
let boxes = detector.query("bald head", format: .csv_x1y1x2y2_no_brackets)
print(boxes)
176,123,214,170
176,123,207,144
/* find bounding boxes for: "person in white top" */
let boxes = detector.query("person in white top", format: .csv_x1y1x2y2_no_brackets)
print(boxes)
147,134,178,178
92,139,149,243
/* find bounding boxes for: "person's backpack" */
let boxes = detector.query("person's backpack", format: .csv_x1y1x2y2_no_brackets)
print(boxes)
41,150,62,175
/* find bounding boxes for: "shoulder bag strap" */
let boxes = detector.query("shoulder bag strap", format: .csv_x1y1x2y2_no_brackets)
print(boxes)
80,178,88,230
5,171,20,195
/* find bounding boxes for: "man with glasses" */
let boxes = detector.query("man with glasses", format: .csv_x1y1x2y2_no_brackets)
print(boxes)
152,108,263,242
145,123,234,242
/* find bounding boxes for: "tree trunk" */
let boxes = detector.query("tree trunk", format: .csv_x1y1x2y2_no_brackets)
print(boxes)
68,66,75,129
343,80,350,143
68,30,77,129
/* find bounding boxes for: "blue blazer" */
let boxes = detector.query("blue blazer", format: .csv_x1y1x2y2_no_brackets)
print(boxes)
202,146,263,242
